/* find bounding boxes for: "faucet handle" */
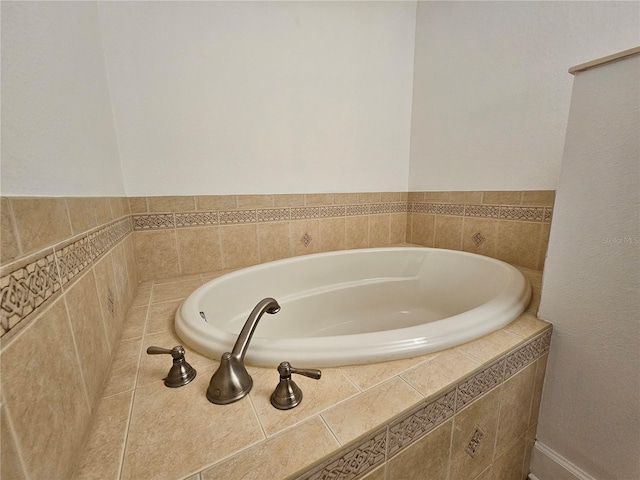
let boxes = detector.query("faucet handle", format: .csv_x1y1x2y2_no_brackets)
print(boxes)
270,362,321,410
147,345,197,388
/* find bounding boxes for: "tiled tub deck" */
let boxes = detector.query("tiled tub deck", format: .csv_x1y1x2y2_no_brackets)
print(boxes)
74,268,550,480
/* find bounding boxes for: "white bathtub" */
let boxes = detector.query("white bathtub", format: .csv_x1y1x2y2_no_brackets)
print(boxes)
175,247,531,367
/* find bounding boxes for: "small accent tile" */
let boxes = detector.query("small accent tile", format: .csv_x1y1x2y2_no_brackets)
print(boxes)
472,232,486,246
465,425,485,457
175,212,218,227
297,428,387,480
387,388,456,458
544,208,553,223
300,233,313,247
370,203,391,214
456,359,505,411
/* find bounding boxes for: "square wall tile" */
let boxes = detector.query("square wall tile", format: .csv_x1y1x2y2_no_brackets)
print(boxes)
10,197,72,255
1,198,20,263
434,215,463,250
133,230,181,282
220,224,259,269
258,222,291,263
176,226,223,275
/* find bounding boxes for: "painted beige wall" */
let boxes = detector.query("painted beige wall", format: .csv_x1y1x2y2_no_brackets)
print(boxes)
535,52,640,479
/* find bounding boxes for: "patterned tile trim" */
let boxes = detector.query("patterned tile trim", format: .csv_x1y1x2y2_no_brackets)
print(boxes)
387,388,456,459
409,202,552,223
0,217,133,339
133,213,175,229
257,208,290,223
175,212,218,227
296,428,387,480
287,326,552,480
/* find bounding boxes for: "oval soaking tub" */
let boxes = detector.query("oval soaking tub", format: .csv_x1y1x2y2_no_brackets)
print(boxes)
175,247,531,367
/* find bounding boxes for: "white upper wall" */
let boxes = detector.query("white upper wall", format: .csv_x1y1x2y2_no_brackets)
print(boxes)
1,2,125,197
97,1,416,196
535,52,640,479
409,1,640,191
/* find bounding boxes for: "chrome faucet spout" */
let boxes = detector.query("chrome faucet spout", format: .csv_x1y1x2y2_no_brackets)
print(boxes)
206,297,280,405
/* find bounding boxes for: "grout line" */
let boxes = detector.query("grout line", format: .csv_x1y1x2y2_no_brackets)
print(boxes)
61,295,92,412
2,399,32,480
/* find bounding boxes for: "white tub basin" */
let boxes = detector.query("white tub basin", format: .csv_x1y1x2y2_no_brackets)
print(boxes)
175,247,531,367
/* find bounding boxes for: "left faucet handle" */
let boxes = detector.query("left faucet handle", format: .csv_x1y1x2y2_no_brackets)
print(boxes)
147,345,197,388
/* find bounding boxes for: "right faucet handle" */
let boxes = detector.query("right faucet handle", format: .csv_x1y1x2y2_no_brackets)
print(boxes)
270,362,321,410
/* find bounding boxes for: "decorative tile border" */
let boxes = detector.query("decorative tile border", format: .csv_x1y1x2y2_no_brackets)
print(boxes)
292,327,552,480
0,217,133,339
131,200,552,232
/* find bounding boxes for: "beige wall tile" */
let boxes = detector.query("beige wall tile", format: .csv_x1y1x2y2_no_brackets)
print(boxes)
358,192,382,203
110,197,130,218
248,366,359,437
112,242,134,323
196,195,237,211
176,227,223,275
133,230,181,282
320,217,346,252
505,313,549,339
482,191,522,205
450,191,483,205
408,192,425,203
495,363,536,457
290,219,320,256
459,331,522,364
434,215,463,250
220,224,259,269
496,221,543,270
148,196,196,213
1,198,20,263
402,350,480,399
322,377,422,445
94,197,114,224
131,285,152,308
66,198,98,235
151,278,203,305
424,192,451,203
521,190,555,207
236,194,274,209
462,217,499,258
128,197,148,214
11,197,72,254
201,417,339,480
1,405,26,480
121,306,148,341
123,236,140,292
361,465,386,480
334,192,358,204
274,193,305,207
381,192,403,202
1,299,91,479
387,418,453,480
346,215,369,249
258,222,291,263
101,337,142,398
492,435,527,480
449,387,501,480
369,214,390,247
411,213,435,246
64,270,112,408
538,223,551,271
529,354,549,428
74,391,133,480
304,193,334,205
120,366,264,480
341,353,437,391
389,213,408,245
473,466,493,480
92,252,121,351
145,299,182,335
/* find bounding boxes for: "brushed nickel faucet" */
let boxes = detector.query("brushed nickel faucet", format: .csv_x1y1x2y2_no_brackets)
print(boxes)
206,297,280,405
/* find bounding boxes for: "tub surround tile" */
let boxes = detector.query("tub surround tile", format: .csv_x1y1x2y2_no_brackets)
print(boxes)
528,354,549,428
434,215,463,250
369,214,391,247
148,196,196,213
496,221,543,270
1,299,92,480
258,222,292,263
121,366,264,480
145,299,182,334
237,194,275,209
249,366,360,437
459,330,523,364
196,195,237,211
345,215,369,249
120,306,148,341
360,465,386,480
492,434,527,480
1,404,26,480
101,337,143,398
341,352,437,391
151,278,203,304
201,416,339,480
133,230,181,281
221,224,259,269
10,197,72,255
319,217,346,252
321,377,423,445
74,391,133,480
401,349,480,399
274,194,306,207
66,197,99,235
482,191,523,205
386,418,453,480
